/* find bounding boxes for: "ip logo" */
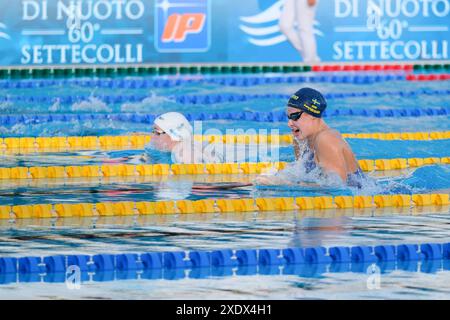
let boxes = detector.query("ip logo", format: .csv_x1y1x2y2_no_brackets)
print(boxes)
155,0,210,52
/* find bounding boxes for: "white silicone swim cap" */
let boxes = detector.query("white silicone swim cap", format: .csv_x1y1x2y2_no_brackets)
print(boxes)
153,112,193,142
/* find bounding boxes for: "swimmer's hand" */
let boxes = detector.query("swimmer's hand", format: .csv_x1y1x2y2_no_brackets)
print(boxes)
254,176,273,185
130,132,148,136
140,154,150,162
254,175,287,185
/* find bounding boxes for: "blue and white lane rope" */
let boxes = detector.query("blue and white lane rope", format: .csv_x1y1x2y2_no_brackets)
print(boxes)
1,89,449,106
1,107,448,126
0,74,409,89
1,242,448,277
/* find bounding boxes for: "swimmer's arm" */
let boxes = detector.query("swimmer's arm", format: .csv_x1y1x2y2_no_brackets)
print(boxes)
315,137,347,183
129,132,149,136
254,174,292,185
254,164,296,185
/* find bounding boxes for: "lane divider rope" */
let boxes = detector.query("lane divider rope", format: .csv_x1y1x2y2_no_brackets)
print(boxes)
174,90,450,105
0,64,412,79
0,242,448,282
0,157,448,180
2,89,450,107
1,257,449,285
2,203,449,231
0,132,449,152
0,63,448,80
0,74,411,90
1,106,449,128
0,74,407,89
0,193,448,220
407,74,450,81
1,72,449,91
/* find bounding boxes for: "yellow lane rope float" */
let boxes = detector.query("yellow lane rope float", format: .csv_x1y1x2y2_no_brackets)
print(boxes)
0,193,448,220
3,205,449,229
0,157,448,180
0,131,449,152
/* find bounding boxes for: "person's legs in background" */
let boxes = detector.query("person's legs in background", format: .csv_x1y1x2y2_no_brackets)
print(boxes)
297,0,320,62
279,0,303,53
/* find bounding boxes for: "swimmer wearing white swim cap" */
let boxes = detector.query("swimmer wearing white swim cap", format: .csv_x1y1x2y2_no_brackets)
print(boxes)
153,112,193,142
145,112,223,164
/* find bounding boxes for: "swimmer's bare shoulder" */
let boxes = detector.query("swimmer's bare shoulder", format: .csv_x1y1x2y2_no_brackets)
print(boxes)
314,130,348,181
315,129,344,150
317,129,356,159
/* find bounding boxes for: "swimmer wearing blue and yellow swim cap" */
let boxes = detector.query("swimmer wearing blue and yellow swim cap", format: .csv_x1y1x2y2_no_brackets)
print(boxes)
287,87,327,118
286,87,364,186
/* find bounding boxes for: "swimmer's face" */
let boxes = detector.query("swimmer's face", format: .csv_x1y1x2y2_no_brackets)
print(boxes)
150,124,175,151
287,107,314,138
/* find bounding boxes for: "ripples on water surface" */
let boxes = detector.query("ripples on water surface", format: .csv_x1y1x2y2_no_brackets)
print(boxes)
0,74,449,299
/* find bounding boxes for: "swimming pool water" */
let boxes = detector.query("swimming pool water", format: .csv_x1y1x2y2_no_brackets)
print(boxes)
1,209,449,299
0,75,449,137
0,71,449,299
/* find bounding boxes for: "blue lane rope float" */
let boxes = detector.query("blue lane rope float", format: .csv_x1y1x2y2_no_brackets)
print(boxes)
1,107,448,127
1,242,448,285
1,89,449,107
173,89,450,105
0,242,448,284
1,253,449,285
0,74,411,90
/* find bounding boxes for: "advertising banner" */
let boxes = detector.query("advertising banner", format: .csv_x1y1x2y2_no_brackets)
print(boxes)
0,0,448,66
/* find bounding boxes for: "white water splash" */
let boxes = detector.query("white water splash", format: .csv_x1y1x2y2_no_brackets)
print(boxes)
120,91,174,113
49,99,61,112
8,123,27,135
274,160,344,187
255,156,387,195
71,96,111,113
0,101,14,112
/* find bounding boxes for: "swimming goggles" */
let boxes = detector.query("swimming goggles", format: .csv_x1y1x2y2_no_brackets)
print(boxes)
287,111,304,121
152,128,166,136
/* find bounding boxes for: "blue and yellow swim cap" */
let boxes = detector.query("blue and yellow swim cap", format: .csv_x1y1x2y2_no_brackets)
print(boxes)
287,87,327,118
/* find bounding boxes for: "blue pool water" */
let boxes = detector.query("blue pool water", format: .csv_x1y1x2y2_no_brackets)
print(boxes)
0,71,449,299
